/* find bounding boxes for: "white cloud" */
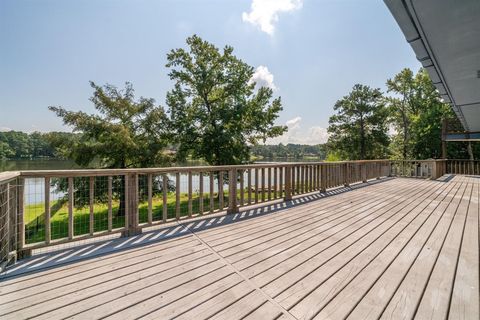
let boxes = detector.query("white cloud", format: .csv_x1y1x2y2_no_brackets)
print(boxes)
0,126,12,132
286,116,301,129
267,116,329,145
250,66,277,90
242,0,303,35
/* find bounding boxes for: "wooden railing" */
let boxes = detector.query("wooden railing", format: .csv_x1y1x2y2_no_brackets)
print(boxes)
446,159,480,175
0,159,394,269
0,172,20,272
390,160,447,179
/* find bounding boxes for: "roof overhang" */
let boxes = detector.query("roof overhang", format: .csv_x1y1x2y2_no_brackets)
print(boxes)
384,0,480,132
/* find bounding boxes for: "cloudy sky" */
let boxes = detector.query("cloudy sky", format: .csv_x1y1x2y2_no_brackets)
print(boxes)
0,0,420,144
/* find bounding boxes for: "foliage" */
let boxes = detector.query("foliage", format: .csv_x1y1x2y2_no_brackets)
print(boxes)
327,84,390,160
49,82,173,211
250,143,326,159
0,131,71,159
166,35,287,166
49,81,172,168
325,151,342,162
386,68,454,159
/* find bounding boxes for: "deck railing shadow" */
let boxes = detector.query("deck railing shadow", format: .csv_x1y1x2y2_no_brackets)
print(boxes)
0,177,393,280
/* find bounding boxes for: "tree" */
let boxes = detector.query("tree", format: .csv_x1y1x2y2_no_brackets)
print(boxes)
327,84,390,160
0,141,14,159
49,82,172,211
166,35,287,166
49,82,171,168
386,68,454,159
0,131,31,158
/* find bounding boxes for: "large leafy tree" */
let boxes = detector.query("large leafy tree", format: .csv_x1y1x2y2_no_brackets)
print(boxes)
49,82,172,211
49,82,171,168
387,68,454,159
327,84,390,160
166,35,287,165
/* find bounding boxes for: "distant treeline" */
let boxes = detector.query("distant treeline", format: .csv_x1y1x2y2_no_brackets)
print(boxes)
251,143,326,159
0,131,77,160
0,130,327,162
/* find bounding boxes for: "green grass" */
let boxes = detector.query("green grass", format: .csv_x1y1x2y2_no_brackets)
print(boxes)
24,190,256,244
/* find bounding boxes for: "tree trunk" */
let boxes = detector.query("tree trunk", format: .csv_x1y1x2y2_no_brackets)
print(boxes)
360,116,366,160
116,175,126,217
402,109,408,160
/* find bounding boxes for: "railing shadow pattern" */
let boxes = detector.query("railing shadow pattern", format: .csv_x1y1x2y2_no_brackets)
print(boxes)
0,177,393,279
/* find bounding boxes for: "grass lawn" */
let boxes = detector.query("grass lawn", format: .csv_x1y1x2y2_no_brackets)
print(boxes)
24,191,249,244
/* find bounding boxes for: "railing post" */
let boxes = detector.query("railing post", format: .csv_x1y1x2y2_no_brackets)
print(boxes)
123,173,141,237
16,177,30,259
0,182,10,267
45,177,51,245
227,168,238,214
284,166,292,201
431,160,437,179
361,163,367,183
344,163,350,187
320,164,327,193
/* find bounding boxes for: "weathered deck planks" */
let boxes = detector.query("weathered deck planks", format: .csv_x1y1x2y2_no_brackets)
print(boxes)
0,176,479,320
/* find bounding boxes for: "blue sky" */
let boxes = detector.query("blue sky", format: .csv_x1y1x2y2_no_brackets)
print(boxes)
0,0,420,144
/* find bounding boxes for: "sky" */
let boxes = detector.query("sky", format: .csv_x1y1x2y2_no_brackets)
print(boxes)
0,0,420,144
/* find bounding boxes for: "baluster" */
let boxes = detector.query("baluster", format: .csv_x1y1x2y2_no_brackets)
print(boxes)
162,174,168,222
147,174,153,224
273,167,278,199
199,172,204,214
188,171,192,217
68,177,74,239
289,166,297,195
247,168,252,204
239,170,244,206
316,165,320,189
107,176,113,231
309,166,315,192
219,171,224,209
279,167,283,198
267,167,272,201
296,166,301,194
261,167,266,202
44,177,51,244
255,168,259,203
89,176,94,235
209,172,214,213
175,172,181,219
301,165,305,194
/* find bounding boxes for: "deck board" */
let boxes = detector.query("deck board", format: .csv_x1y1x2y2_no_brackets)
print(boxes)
0,176,479,320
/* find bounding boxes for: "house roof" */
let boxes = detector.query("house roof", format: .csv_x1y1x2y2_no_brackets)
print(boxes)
384,0,480,132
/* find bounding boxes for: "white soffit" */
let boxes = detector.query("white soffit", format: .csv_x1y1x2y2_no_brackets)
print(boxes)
384,0,480,132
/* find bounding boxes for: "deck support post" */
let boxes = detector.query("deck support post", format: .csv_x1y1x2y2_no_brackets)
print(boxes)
320,164,327,193
344,163,350,187
227,168,239,214
361,163,367,183
16,178,30,259
123,173,141,237
284,166,292,201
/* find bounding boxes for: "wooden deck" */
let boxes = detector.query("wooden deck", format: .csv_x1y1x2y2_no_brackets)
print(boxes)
0,175,479,320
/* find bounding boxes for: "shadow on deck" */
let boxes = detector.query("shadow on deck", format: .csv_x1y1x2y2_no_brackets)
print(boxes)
1,175,478,320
